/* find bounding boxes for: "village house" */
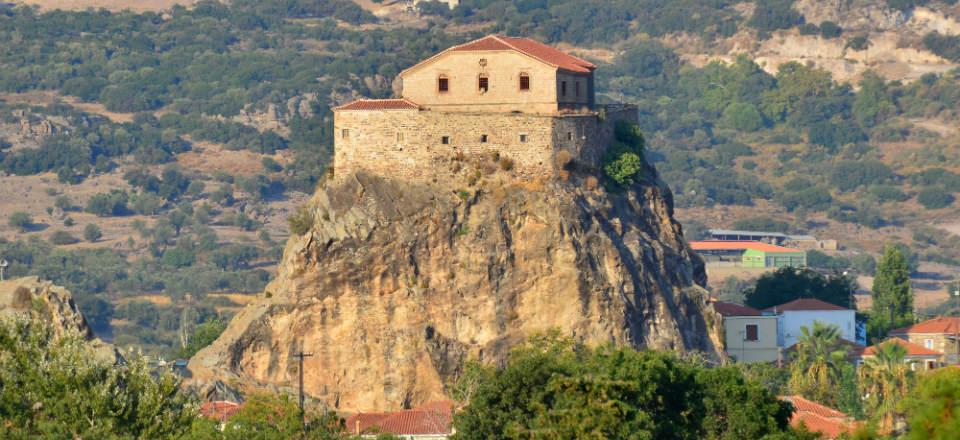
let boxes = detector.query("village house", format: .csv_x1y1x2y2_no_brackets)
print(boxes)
856,338,943,371
714,301,780,363
691,240,807,268
779,395,858,439
889,316,960,365
766,298,859,348
346,400,455,439
332,35,637,183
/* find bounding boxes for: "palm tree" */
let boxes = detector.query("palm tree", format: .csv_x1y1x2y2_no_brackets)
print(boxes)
789,322,848,406
859,341,912,430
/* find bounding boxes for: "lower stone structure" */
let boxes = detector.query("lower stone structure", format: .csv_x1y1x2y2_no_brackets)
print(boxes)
333,105,637,183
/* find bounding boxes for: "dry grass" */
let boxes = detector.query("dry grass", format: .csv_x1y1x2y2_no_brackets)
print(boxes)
15,0,196,12
117,294,173,306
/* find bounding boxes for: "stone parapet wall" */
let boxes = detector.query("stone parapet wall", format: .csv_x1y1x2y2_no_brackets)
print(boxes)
333,105,638,183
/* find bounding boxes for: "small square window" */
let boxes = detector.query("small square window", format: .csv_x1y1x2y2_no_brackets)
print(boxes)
341,129,350,140
745,324,758,341
480,134,488,143
438,76,449,93
479,76,489,93
519,73,530,90
925,339,934,349
441,136,450,145
519,134,527,143
566,132,572,141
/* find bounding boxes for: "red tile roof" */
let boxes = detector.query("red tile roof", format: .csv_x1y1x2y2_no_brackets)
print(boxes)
779,396,854,439
333,98,420,111
891,316,960,335
346,401,454,436
764,298,850,312
689,240,802,253
713,301,762,317
402,35,596,76
781,395,847,419
199,401,243,422
861,338,942,357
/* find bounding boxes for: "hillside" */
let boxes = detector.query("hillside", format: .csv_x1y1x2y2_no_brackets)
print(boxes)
0,0,959,357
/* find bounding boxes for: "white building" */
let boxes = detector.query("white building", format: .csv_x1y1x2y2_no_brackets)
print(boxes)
766,299,857,348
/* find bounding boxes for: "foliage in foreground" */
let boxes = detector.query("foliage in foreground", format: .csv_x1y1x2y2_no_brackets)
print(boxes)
451,332,809,440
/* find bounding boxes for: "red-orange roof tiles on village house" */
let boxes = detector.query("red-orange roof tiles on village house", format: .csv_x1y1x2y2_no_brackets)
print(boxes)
345,400,454,437
198,401,243,422
779,396,856,439
763,298,850,312
712,301,762,317
862,338,943,357
688,240,802,253
333,98,420,111
890,316,960,335
407,35,596,74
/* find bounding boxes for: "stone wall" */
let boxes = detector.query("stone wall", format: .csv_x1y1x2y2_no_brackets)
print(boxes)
333,105,638,184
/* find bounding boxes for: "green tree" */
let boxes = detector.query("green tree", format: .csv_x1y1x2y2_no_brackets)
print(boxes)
916,186,954,209
216,393,347,440
452,332,798,440
858,341,912,427
288,205,316,236
7,211,32,232
722,102,765,131
83,223,102,242
788,322,848,407
179,319,227,359
852,72,896,127
744,267,856,310
603,121,646,187
902,367,960,440
869,245,914,339
0,316,195,438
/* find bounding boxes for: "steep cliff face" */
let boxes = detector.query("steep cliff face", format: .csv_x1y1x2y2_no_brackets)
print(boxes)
190,167,721,412
0,276,93,338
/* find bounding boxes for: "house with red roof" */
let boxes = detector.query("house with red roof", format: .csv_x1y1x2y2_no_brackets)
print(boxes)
345,400,455,439
713,301,780,363
857,338,945,371
690,241,806,268
199,400,244,428
890,316,960,365
766,298,858,348
331,35,637,183
779,395,857,439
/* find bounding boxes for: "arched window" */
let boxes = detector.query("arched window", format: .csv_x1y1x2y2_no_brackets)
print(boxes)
478,74,489,93
438,75,449,93
519,73,530,91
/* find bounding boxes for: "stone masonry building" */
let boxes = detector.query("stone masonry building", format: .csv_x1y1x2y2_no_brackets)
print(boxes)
333,35,637,183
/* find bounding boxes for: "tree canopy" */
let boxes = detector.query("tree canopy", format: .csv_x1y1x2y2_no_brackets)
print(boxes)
744,267,857,310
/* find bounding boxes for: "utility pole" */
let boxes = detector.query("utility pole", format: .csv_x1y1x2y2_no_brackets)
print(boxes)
293,351,314,419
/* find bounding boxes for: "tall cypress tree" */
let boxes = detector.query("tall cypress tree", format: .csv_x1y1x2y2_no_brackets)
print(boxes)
870,245,914,340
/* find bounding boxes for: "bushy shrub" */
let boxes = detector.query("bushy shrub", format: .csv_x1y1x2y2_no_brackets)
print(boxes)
7,211,32,232
916,186,955,209
83,224,102,242
819,21,842,38
49,231,78,245
603,122,646,187
86,190,129,217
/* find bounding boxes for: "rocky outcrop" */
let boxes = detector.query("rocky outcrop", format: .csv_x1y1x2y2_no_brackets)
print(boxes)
0,276,93,338
190,167,722,412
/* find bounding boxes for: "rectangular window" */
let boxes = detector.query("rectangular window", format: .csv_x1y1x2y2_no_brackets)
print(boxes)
927,360,936,370
561,81,567,97
479,76,489,93
925,339,934,349
480,134,488,143
519,134,527,143
441,136,450,145
341,129,350,140
575,81,581,97
566,132,572,141
519,74,530,90
745,324,758,341
438,77,449,93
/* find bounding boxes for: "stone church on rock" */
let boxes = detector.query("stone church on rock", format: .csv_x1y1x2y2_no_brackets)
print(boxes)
333,35,637,182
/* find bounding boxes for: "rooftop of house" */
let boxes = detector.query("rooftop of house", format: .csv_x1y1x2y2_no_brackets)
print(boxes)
764,298,850,313
346,400,454,437
891,316,960,335
689,240,802,253
713,301,763,317
333,98,421,112
199,400,243,422
779,396,855,439
860,338,942,357
401,34,596,76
